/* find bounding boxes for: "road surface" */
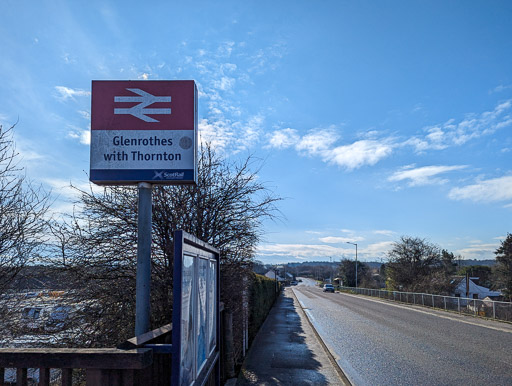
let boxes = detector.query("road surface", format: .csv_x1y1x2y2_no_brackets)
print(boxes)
293,278,512,385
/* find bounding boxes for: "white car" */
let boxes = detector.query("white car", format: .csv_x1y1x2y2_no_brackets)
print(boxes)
323,284,335,293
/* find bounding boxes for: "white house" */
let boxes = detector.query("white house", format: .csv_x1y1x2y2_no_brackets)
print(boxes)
453,277,501,299
264,270,284,282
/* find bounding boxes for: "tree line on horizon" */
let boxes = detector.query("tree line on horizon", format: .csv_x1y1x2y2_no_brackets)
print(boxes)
334,235,512,300
1,121,511,354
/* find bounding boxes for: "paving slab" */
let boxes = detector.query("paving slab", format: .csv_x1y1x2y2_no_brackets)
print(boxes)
237,287,349,386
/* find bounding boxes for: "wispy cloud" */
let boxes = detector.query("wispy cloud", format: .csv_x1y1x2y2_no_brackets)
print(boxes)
296,128,340,157
374,230,395,237
448,175,512,203
68,129,91,145
365,241,395,257
213,76,236,92
0,113,10,123
319,236,364,244
184,41,284,154
325,139,394,170
198,118,234,152
456,243,499,260
389,165,467,187
54,86,91,101
267,127,394,170
490,84,512,94
198,114,264,154
257,239,393,261
406,100,512,152
257,243,346,260
267,128,300,149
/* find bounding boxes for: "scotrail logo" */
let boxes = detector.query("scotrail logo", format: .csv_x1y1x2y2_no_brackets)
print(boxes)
153,171,184,180
114,88,172,122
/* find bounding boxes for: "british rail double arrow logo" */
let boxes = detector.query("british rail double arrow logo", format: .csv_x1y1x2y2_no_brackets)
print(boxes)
114,88,172,122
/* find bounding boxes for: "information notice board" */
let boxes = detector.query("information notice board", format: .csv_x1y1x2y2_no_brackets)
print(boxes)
172,230,220,386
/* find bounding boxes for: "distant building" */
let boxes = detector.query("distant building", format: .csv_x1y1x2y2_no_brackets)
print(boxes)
452,277,501,300
264,270,284,282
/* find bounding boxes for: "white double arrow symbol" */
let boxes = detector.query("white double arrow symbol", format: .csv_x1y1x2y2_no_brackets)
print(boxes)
114,88,171,122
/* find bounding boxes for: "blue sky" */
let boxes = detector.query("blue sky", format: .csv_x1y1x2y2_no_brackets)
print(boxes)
1,0,511,264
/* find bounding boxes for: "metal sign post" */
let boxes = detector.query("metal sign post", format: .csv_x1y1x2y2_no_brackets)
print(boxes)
135,182,153,336
90,80,198,336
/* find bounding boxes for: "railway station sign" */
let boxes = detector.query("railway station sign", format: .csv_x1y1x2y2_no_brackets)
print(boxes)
90,80,197,185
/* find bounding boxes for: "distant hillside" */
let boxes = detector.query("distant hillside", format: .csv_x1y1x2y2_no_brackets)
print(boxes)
458,259,495,267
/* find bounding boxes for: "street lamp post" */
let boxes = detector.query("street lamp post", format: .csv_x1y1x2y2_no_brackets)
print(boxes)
346,242,358,288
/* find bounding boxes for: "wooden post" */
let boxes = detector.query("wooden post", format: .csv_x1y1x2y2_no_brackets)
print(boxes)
16,368,27,386
62,368,73,386
39,368,50,386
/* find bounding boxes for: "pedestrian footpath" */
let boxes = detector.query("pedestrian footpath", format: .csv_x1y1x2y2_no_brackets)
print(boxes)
236,287,349,385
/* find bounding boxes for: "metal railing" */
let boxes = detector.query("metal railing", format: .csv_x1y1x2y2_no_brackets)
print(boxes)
338,286,512,322
0,303,229,385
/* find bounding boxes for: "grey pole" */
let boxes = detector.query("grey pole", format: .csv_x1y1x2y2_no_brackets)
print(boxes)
135,182,153,336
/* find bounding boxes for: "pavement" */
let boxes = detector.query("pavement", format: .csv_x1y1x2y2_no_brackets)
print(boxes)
236,287,350,386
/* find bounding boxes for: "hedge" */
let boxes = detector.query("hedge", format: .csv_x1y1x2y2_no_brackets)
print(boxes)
248,273,278,344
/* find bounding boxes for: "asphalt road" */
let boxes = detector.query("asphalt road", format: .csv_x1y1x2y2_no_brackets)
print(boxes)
293,279,512,386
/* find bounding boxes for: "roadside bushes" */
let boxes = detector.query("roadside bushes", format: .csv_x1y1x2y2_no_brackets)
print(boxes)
248,273,278,344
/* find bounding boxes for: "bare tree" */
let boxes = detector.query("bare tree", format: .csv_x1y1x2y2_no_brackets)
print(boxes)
0,124,51,293
386,236,455,294
53,144,281,349
0,124,51,345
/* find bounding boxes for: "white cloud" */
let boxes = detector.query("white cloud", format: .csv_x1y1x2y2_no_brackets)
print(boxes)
407,100,512,152
456,243,498,260
325,140,393,170
62,53,76,64
267,128,299,149
198,118,234,152
78,110,90,120
268,128,394,170
213,76,235,91
490,84,512,94
0,113,10,123
198,114,263,154
448,175,512,203
68,129,91,145
319,236,364,244
389,165,467,186
364,241,394,257
54,86,91,101
305,230,323,235
257,243,347,259
257,238,393,261
374,230,395,237
296,128,339,156
11,134,45,164
238,114,264,151
221,63,237,73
